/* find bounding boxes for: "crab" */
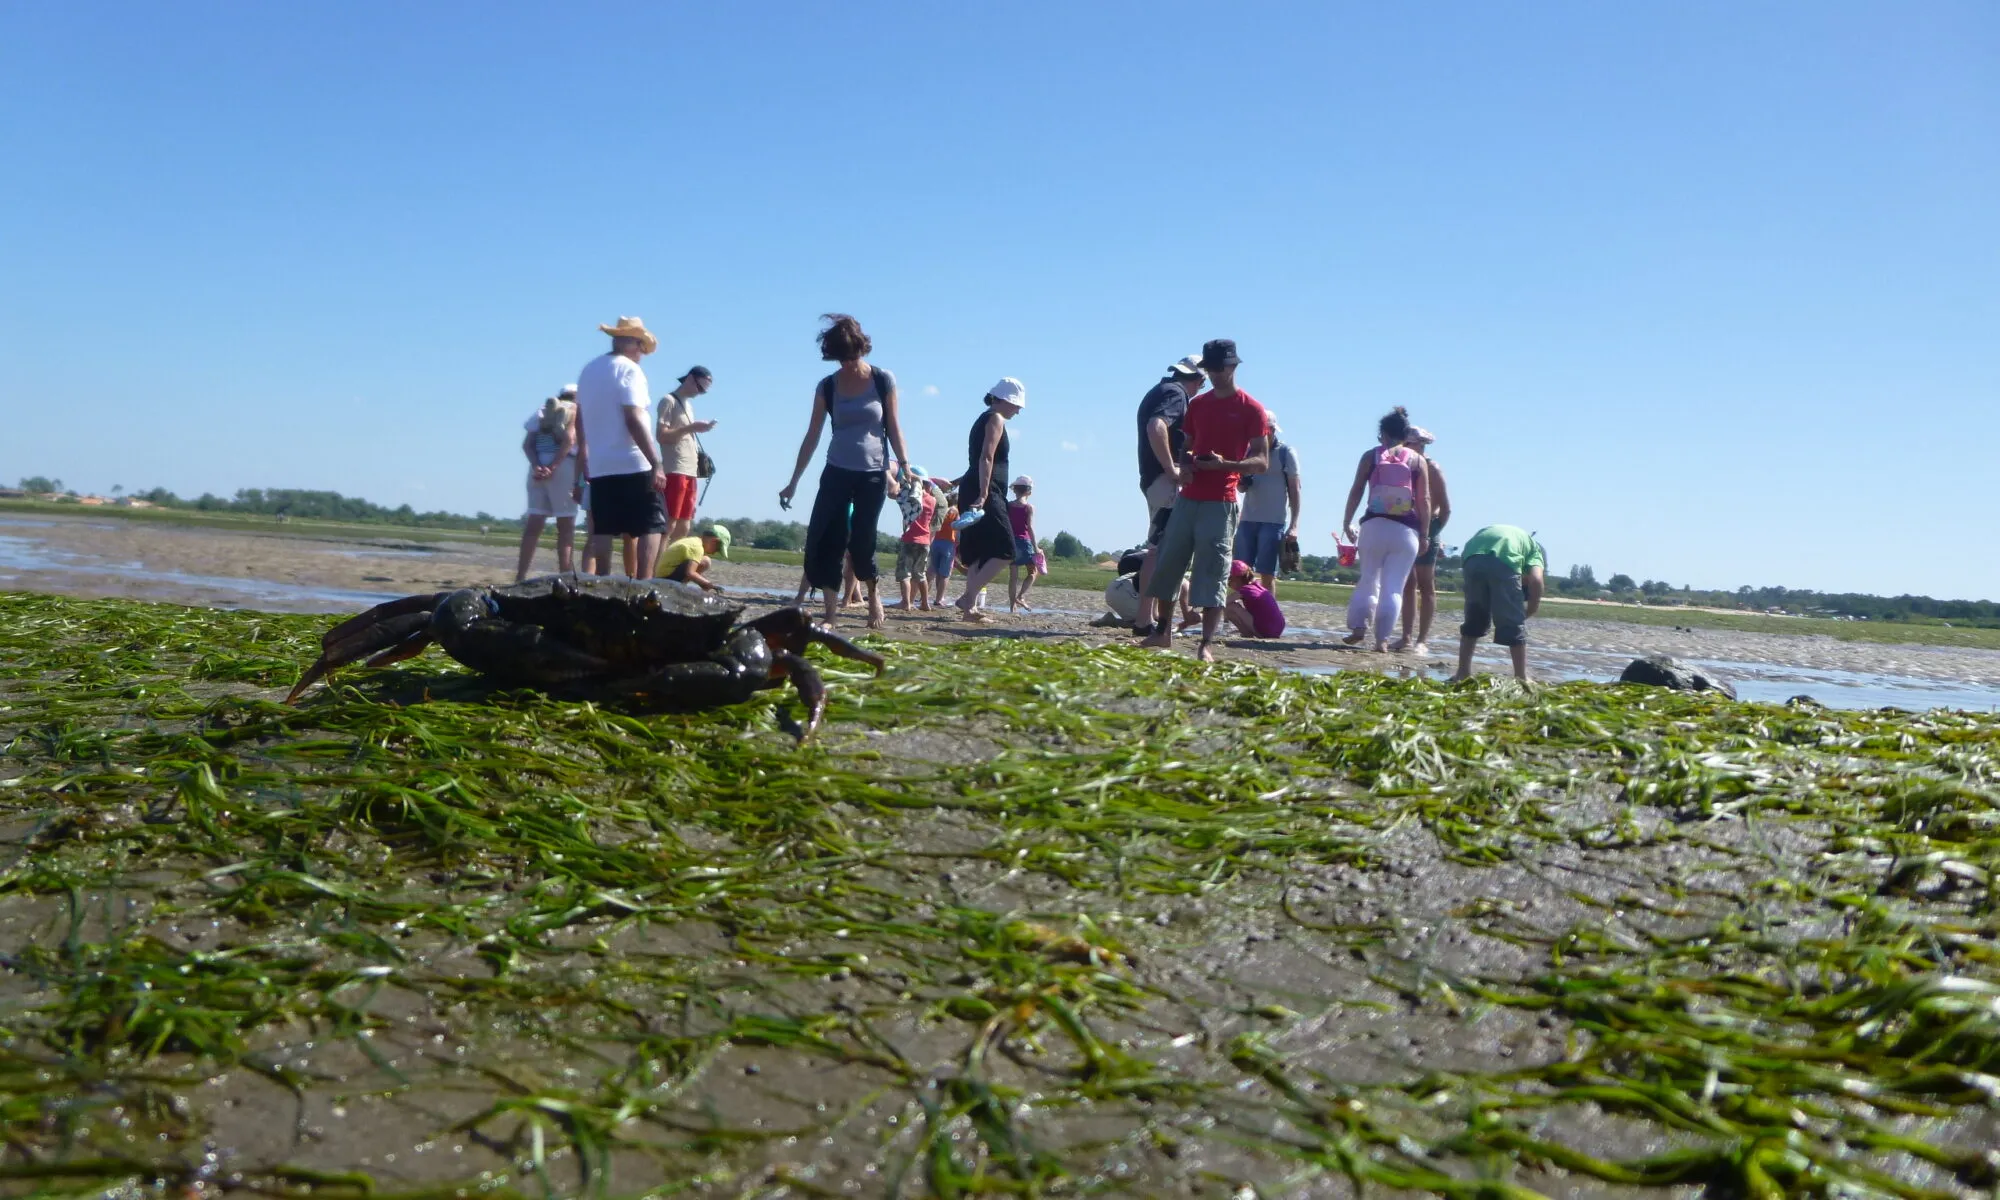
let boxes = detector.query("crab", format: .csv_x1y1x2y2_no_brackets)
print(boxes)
284,575,884,739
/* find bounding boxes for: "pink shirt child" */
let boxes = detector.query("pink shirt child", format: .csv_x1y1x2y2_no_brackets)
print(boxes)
1229,559,1286,638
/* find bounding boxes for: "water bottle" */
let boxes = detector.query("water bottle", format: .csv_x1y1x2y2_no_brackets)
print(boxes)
952,507,985,532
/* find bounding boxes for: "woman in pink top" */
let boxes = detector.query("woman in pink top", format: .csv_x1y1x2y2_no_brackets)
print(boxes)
1226,559,1286,639
1339,406,1431,651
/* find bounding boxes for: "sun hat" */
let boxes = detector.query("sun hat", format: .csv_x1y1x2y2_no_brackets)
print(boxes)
558,383,577,398
598,316,659,354
704,523,732,558
1011,475,1033,490
1406,425,1435,445
1200,339,1241,369
987,378,1027,409
1167,355,1205,378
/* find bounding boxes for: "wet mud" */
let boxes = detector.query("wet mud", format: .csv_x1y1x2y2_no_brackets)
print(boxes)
3,526,2000,1196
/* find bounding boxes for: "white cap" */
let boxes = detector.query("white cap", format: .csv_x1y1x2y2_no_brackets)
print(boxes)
1012,474,1033,489
987,377,1027,409
1168,356,1205,378
558,383,577,397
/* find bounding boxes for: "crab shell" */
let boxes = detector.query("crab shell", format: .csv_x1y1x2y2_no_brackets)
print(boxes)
448,574,747,679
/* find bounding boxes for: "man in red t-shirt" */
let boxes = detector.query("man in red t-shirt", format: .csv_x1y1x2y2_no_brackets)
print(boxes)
1139,339,1270,662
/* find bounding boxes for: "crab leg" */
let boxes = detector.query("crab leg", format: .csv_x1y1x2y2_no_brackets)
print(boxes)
744,609,886,676
284,592,445,703
772,651,829,741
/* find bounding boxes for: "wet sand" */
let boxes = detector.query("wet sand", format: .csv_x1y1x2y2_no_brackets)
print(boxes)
6,509,2000,699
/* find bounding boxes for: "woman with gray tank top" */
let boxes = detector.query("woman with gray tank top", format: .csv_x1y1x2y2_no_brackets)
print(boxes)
778,313,913,628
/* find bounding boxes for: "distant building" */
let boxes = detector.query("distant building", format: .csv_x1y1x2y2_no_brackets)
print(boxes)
0,488,24,499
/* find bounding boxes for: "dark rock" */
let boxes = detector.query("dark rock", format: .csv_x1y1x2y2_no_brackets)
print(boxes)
1618,654,1737,699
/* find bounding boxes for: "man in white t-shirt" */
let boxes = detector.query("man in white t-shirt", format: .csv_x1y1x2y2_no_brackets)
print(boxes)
573,316,668,577
515,383,578,580
654,364,716,546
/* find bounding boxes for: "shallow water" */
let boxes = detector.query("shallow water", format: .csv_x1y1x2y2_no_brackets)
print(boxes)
1283,644,2000,712
0,534,403,608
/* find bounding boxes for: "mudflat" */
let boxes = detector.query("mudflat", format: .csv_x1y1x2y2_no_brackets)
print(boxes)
6,511,2000,1196
5,508,1998,700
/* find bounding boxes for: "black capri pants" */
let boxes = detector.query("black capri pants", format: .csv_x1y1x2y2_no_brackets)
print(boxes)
804,464,887,590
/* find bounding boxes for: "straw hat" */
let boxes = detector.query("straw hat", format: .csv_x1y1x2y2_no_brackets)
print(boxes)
598,316,658,354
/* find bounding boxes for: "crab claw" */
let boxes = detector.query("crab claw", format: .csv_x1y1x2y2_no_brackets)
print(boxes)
285,592,444,703
772,651,827,741
745,608,886,676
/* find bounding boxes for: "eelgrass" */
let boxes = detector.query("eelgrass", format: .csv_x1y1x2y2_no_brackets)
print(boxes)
2,590,1997,1197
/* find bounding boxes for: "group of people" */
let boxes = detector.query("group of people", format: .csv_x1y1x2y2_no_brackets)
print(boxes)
513,317,732,589
515,314,1548,679
1121,339,1546,676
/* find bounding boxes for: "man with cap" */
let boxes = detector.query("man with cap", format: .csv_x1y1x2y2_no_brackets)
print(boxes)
515,383,580,580
656,523,733,592
573,317,668,577
1132,354,1205,636
654,365,717,549
1139,339,1268,662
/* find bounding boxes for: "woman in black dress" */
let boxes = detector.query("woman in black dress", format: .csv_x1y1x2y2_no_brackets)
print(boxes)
951,378,1027,622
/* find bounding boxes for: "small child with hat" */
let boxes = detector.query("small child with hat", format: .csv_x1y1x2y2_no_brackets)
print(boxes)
657,523,732,592
1007,476,1038,612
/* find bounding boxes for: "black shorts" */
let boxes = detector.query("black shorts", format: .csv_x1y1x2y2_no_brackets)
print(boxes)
588,471,667,538
665,560,695,584
1146,505,1174,547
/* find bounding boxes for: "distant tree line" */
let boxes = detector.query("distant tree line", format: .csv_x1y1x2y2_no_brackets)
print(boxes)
1550,562,1999,627
10,478,1990,620
15,478,507,532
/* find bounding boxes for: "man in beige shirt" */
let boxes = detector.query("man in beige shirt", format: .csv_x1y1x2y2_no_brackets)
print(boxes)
654,365,716,547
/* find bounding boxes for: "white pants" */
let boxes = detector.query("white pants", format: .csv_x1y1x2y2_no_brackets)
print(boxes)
1346,519,1418,641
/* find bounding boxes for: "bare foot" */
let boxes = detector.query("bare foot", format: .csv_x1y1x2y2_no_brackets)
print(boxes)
868,595,885,629
958,607,994,624
1195,641,1217,663
1373,642,1390,653
1138,632,1173,649
1449,673,1470,683
886,601,909,610
1341,630,1366,646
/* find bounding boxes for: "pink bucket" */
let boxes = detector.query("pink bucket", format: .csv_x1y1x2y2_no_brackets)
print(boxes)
1336,540,1358,567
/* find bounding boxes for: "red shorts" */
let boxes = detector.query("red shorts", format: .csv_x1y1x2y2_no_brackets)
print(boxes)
658,472,697,521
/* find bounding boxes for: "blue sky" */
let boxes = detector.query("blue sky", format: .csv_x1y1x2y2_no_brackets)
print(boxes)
3,2,1994,599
